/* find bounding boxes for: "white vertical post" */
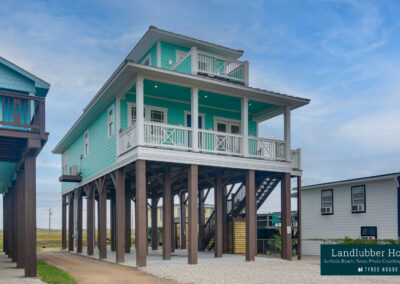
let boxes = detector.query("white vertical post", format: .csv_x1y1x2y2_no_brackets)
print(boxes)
284,105,291,161
116,97,121,155
243,61,249,86
242,97,249,156
157,41,161,68
136,76,144,146
191,87,199,152
191,47,198,75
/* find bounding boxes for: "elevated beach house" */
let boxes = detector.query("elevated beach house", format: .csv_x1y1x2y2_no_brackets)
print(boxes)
53,26,309,266
0,57,49,277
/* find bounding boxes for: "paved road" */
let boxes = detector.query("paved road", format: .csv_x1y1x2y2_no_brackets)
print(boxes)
38,250,176,284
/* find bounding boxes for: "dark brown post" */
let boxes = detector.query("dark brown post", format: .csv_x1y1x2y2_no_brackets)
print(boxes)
112,168,126,263
77,189,83,253
246,170,256,261
17,171,25,268
215,171,223,257
222,186,228,253
97,179,107,259
198,189,205,250
151,197,158,250
297,176,302,260
68,192,74,252
188,164,198,264
171,193,175,252
180,192,186,249
110,193,116,252
24,154,37,277
163,168,171,260
86,185,94,256
3,193,8,255
125,190,131,253
62,194,67,250
12,183,17,262
281,173,292,260
135,160,147,267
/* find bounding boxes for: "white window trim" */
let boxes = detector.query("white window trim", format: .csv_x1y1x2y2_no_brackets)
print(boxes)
108,105,115,138
176,50,188,65
214,116,241,134
184,111,205,129
62,152,68,175
141,54,151,66
127,102,168,127
84,130,89,157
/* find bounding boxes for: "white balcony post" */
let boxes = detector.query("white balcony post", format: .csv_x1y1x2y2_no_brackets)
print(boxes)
243,60,249,86
284,105,291,161
191,87,199,152
242,97,249,157
136,76,144,146
191,47,198,75
157,41,161,68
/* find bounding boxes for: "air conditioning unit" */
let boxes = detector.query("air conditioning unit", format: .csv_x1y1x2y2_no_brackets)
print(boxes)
352,204,364,212
321,207,332,214
69,165,79,176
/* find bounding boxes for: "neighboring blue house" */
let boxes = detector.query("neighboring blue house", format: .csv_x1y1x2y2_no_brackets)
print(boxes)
53,26,309,266
0,56,50,277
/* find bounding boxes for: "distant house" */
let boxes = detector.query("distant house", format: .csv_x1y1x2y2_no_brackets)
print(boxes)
301,173,400,256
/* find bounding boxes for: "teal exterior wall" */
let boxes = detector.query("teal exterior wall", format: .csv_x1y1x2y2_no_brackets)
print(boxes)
139,43,157,67
161,42,190,70
62,100,117,191
0,63,36,94
174,54,192,74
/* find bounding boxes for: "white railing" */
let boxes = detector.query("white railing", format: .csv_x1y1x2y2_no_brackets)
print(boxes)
248,137,286,160
118,124,136,156
198,129,243,155
291,149,301,170
144,122,192,150
197,51,246,83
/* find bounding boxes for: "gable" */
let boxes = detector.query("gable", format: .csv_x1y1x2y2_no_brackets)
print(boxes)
0,63,36,94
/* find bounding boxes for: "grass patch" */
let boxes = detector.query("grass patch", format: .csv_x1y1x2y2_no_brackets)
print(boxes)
37,260,76,284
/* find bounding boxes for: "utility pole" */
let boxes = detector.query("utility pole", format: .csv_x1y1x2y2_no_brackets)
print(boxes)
49,208,52,237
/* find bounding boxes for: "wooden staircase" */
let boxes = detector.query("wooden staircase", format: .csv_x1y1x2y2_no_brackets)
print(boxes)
203,174,281,251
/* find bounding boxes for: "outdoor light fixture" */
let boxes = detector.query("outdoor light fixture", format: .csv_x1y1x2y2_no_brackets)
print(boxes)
154,85,158,88
168,58,173,65
249,103,252,106
204,95,208,98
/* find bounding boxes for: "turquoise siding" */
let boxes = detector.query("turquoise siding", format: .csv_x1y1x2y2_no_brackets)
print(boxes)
139,43,157,67
62,100,117,191
161,42,190,69
120,92,256,135
0,63,35,94
174,54,192,74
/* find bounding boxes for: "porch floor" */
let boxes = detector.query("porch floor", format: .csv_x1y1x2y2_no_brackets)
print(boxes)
77,247,282,267
0,253,43,283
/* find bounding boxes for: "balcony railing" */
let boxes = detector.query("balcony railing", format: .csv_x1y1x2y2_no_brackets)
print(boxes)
117,122,300,169
196,51,248,85
0,91,45,136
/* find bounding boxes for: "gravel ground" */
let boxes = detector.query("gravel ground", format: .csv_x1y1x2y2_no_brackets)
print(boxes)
141,258,400,284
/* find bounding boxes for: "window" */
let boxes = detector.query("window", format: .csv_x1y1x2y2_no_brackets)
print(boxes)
84,130,89,157
351,185,366,213
150,109,164,123
361,226,377,240
321,189,333,215
176,50,188,64
142,54,151,66
108,106,114,138
62,152,68,175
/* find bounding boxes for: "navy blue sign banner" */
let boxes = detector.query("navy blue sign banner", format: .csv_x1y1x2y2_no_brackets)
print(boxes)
321,244,400,275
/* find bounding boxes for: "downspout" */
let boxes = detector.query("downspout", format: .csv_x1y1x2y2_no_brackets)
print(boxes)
397,176,400,239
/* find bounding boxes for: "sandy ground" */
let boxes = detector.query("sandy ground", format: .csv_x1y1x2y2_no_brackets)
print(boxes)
38,249,176,284
141,256,400,284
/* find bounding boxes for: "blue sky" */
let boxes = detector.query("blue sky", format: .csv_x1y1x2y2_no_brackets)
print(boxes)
1,0,399,228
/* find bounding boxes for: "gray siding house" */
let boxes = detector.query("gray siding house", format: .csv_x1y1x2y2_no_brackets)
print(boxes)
301,173,400,256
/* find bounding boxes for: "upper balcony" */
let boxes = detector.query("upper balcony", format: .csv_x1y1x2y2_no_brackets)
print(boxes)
171,48,249,86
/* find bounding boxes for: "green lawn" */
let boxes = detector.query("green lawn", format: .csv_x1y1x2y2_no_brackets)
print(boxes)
37,260,76,284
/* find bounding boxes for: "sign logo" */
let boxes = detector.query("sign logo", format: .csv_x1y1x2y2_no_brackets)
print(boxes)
321,244,400,275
